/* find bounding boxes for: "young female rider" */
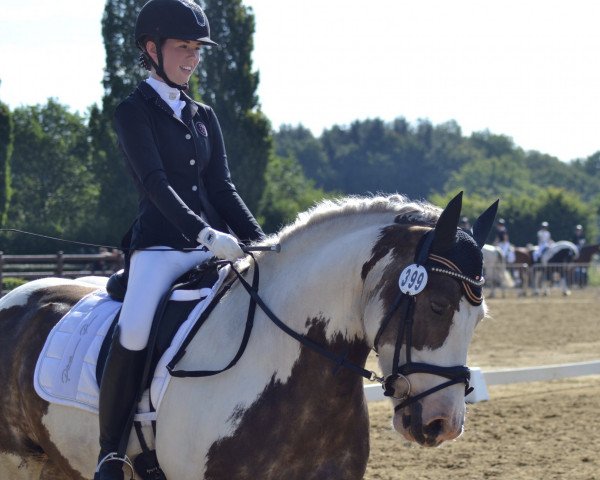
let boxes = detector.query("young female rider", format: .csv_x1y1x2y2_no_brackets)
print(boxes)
94,1,265,478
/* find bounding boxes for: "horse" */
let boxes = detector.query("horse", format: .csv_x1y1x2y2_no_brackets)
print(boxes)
482,244,515,298
0,192,497,480
572,244,600,287
533,241,580,296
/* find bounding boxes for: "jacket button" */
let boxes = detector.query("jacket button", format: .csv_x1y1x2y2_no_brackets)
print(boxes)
192,185,198,191
190,159,196,165
185,134,191,140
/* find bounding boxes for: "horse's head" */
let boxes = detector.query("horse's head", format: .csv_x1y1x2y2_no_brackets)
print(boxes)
362,192,497,447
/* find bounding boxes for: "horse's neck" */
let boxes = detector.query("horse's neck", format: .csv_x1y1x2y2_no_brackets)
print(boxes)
157,224,379,474
254,221,381,343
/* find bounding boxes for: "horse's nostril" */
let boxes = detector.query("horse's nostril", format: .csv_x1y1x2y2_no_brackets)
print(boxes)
423,419,445,439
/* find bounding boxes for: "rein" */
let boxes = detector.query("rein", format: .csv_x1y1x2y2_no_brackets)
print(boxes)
168,241,478,410
167,254,379,382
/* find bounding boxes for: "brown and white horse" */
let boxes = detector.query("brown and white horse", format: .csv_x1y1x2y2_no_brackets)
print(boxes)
0,193,495,480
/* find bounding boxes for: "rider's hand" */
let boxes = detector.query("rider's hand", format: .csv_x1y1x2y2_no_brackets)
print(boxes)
197,227,245,261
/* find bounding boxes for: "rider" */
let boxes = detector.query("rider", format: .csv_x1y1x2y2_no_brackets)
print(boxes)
497,230,516,263
94,1,265,478
493,218,507,244
533,221,552,262
572,224,586,250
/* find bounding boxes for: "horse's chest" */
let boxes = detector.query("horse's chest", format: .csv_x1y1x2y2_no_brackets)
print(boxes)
203,333,370,479
160,322,371,480
202,368,370,480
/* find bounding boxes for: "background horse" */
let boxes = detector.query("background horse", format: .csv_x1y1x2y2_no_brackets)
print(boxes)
534,240,579,295
572,243,600,287
482,244,515,298
0,193,495,480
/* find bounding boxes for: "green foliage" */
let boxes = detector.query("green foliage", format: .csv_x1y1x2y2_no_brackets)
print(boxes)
431,188,597,246
588,265,600,287
101,0,148,114
258,154,329,234
93,0,149,246
4,100,99,253
2,277,27,292
198,0,271,211
274,125,332,188
444,153,534,198
0,100,14,226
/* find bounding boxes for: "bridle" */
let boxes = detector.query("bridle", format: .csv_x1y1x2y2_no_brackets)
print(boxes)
169,231,484,411
372,229,483,411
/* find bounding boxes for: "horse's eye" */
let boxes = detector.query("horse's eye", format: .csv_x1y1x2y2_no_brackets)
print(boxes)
430,300,449,315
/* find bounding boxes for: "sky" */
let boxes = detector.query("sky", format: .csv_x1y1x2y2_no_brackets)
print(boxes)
1,0,599,162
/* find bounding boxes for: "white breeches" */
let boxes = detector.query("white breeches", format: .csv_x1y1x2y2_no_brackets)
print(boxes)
118,246,213,351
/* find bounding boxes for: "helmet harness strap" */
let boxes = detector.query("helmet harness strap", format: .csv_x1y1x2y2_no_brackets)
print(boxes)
139,36,189,91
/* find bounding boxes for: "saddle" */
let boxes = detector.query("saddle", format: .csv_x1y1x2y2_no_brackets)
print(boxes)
96,261,225,389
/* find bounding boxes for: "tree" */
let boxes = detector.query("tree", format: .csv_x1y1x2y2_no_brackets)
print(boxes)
90,0,149,245
258,154,328,233
6,100,99,253
0,99,13,227
274,125,332,188
198,0,271,211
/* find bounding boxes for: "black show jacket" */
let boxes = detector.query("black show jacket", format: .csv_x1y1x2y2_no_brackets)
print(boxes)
114,81,265,250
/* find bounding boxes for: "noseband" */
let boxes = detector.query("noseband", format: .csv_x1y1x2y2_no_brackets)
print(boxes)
372,230,483,412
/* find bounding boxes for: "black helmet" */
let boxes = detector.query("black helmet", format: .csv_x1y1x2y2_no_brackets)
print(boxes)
136,0,217,89
135,0,217,47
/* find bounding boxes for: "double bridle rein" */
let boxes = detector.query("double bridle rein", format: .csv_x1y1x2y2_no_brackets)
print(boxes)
169,231,484,411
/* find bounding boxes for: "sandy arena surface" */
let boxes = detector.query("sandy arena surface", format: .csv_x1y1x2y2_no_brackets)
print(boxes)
364,288,600,480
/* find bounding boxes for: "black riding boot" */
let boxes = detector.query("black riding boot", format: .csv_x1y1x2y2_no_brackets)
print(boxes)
94,326,146,480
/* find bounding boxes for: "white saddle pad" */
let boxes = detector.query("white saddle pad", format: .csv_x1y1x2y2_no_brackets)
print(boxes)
34,265,231,421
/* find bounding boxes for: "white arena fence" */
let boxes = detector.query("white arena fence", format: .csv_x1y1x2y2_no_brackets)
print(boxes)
484,262,600,294
364,360,600,403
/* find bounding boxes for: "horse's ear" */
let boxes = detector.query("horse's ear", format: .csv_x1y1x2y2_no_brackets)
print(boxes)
472,199,499,249
431,191,463,253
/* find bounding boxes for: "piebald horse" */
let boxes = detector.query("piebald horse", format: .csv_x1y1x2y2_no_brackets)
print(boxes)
0,192,496,480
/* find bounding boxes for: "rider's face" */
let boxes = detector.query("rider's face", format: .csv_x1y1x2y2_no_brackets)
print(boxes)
147,38,202,85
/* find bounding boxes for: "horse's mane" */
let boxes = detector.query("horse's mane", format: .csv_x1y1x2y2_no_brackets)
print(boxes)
275,194,441,242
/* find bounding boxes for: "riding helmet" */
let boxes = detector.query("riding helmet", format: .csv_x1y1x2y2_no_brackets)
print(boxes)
135,0,218,47
135,0,217,89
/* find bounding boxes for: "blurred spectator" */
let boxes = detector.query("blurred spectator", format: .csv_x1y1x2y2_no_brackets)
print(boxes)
571,224,586,249
494,218,507,243
459,216,471,231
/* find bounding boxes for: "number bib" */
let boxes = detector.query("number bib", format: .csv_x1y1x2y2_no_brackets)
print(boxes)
398,264,428,295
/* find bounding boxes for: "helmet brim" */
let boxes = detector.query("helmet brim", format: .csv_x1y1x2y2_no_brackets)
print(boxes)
173,33,218,46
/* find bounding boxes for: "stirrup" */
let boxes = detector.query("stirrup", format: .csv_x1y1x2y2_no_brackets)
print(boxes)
96,451,135,479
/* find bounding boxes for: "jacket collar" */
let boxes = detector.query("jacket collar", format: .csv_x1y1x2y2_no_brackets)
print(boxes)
137,81,199,118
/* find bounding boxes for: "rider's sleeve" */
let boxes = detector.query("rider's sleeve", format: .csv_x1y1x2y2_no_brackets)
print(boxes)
203,107,266,244
114,100,207,244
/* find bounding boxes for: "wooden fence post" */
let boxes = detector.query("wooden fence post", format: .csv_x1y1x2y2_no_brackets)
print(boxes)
56,251,64,277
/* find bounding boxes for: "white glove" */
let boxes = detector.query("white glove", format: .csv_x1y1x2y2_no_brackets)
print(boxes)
197,227,245,261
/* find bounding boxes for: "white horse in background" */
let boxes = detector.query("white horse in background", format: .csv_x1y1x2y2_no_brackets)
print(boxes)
482,244,515,297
